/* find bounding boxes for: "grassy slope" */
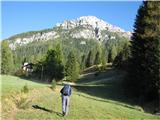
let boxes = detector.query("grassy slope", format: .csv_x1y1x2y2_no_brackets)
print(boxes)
1,75,47,96
1,70,160,120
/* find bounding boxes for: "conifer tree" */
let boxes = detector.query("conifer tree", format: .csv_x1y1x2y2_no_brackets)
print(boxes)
113,42,130,68
94,51,101,65
127,1,160,103
65,51,79,81
1,41,14,74
43,48,64,82
101,46,107,69
86,51,92,67
80,54,86,70
108,45,117,63
55,43,64,64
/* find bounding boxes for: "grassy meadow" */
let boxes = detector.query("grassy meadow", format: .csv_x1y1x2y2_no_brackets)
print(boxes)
1,68,160,120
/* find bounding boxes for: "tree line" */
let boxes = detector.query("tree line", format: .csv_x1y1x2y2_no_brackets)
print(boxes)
1,37,129,82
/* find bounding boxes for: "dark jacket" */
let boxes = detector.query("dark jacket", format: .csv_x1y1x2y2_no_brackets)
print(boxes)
60,85,72,96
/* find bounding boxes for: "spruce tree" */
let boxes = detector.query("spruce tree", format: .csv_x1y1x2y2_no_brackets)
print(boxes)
55,43,64,64
113,42,130,68
108,45,117,63
94,51,101,65
1,41,14,74
43,48,64,82
101,46,107,67
127,1,160,103
86,51,92,67
65,51,79,81
80,54,86,70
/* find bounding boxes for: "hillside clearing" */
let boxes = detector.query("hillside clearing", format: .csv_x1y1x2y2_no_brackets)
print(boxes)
1,75,48,96
1,71,160,120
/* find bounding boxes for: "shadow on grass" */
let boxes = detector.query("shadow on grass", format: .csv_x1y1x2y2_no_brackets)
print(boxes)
77,68,116,84
74,69,137,106
17,75,50,86
78,93,142,111
32,105,63,117
74,84,134,104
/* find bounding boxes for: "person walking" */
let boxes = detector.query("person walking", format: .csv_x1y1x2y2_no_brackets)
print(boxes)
60,84,72,116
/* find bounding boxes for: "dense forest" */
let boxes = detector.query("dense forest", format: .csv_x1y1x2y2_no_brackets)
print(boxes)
2,26,130,78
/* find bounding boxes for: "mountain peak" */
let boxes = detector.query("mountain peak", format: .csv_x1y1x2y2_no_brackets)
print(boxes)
77,16,107,30
78,16,101,22
56,16,127,33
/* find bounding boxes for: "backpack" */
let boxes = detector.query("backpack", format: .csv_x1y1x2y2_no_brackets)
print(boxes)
62,85,70,96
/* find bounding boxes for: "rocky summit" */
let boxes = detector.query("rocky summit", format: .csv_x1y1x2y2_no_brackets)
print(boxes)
57,16,126,32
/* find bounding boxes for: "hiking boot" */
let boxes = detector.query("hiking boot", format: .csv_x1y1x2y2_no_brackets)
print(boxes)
62,111,65,116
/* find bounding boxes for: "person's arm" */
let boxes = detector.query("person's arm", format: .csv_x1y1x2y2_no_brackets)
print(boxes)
69,87,72,96
60,87,64,94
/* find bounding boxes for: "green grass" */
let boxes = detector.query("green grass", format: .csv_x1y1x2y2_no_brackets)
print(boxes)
1,71,160,120
75,68,133,105
1,75,48,96
15,87,160,120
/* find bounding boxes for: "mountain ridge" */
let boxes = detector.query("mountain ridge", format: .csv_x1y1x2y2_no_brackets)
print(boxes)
5,16,132,50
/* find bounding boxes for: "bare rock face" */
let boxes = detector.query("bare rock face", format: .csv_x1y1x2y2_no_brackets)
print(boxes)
9,31,59,49
71,29,95,39
56,16,128,33
56,16,131,40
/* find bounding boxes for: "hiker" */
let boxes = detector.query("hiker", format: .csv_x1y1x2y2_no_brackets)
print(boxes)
60,84,72,116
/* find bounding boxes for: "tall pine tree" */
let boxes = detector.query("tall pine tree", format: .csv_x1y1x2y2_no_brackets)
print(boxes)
94,51,101,65
80,54,86,71
1,41,14,74
43,47,64,82
113,42,131,69
108,45,117,63
101,46,107,67
86,51,92,67
127,1,160,104
65,51,79,81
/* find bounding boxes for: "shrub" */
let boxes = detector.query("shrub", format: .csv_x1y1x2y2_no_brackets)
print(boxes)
21,84,29,93
11,92,31,109
51,80,56,90
97,65,106,72
15,69,26,77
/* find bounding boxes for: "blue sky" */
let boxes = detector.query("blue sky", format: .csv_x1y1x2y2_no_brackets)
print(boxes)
1,1,142,39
